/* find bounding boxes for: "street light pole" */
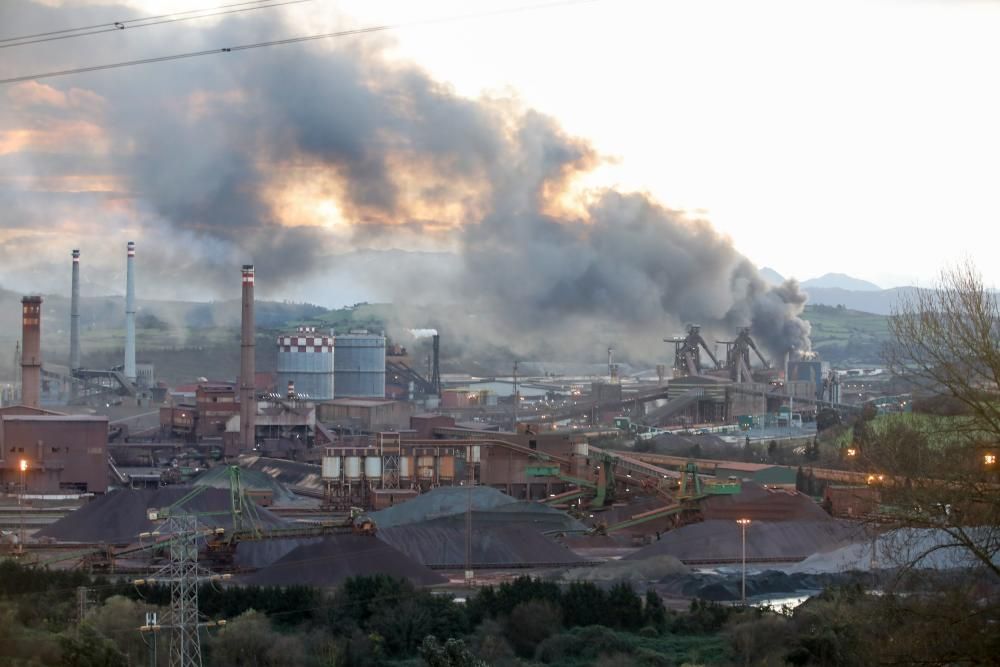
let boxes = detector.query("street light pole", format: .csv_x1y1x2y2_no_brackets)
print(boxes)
18,459,27,555
736,518,751,605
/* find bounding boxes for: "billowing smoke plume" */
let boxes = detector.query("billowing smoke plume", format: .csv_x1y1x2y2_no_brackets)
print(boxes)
0,2,810,363
408,329,439,339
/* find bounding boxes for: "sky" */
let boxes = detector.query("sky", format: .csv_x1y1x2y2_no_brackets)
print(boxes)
1,0,999,308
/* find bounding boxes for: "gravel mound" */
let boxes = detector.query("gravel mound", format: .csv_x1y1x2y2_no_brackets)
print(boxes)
791,527,1000,573
241,535,445,587
700,483,831,522
409,503,586,534
378,523,584,568
239,456,325,495
368,486,519,529
191,466,303,505
36,487,288,544
235,537,325,570
625,519,864,563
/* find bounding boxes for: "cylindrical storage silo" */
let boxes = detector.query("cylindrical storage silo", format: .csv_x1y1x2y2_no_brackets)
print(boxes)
276,327,335,400
321,455,342,479
334,331,386,398
345,456,362,480
438,455,455,480
417,455,435,479
470,446,481,463
364,456,382,479
400,456,413,479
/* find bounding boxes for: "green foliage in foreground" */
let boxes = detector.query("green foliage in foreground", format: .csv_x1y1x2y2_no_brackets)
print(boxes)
3,561,996,666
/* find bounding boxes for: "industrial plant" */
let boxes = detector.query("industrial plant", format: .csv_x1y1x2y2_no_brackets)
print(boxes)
0,242,910,663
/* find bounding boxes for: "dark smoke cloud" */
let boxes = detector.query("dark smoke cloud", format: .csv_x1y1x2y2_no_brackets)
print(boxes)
0,1,810,362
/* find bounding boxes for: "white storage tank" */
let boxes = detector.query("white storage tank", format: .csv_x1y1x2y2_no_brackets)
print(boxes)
276,327,335,400
573,442,589,456
334,331,386,398
321,455,341,479
470,446,481,463
400,456,413,479
345,456,362,480
364,456,382,479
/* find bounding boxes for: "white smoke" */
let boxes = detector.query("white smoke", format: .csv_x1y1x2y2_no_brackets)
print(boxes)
408,328,439,339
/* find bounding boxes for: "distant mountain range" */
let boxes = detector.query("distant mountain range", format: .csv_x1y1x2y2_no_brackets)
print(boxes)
758,268,909,314
760,268,882,292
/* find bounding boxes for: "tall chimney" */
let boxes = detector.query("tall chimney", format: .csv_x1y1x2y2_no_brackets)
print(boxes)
240,265,256,451
70,249,81,374
431,334,441,397
124,241,136,384
21,296,42,408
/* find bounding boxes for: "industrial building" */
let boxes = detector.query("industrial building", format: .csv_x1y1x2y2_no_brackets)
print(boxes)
317,398,413,432
0,413,108,494
160,382,239,439
334,331,386,398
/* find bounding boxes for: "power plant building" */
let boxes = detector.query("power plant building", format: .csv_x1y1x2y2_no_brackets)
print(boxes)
333,332,386,399
276,327,335,401
0,413,109,494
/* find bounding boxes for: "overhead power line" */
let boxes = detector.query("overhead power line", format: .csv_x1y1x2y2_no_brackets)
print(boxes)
0,0,315,50
0,0,598,86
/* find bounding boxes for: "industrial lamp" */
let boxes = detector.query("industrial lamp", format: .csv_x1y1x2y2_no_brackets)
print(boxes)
736,518,751,604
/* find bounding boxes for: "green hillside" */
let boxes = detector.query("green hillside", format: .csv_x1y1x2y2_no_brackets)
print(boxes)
801,304,891,365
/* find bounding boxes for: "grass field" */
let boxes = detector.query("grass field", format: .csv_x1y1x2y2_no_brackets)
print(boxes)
800,305,891,365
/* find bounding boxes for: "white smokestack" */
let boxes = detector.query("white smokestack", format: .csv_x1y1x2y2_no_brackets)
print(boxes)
124,241,136,384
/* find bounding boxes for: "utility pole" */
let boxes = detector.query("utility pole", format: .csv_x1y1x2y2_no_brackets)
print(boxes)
139,514,228,667
464,445,475,587
512,361,519,431
76,586,90,633
736,518,751,605
18,459,27,556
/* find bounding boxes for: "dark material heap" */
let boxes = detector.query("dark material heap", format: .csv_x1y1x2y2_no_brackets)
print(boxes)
241,535,446,587
624,519,864,563
378,522,585,568
36,487,288,544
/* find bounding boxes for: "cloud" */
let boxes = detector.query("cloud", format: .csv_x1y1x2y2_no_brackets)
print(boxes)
0,1,811,363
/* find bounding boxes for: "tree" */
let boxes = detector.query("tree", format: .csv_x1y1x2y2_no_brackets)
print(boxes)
418,636,487,667
881,262,1000,578
642,590,666,632
504,600,561,658
605,583,643,631
58,625,127,667
206,609,306,666
561,582,607,628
